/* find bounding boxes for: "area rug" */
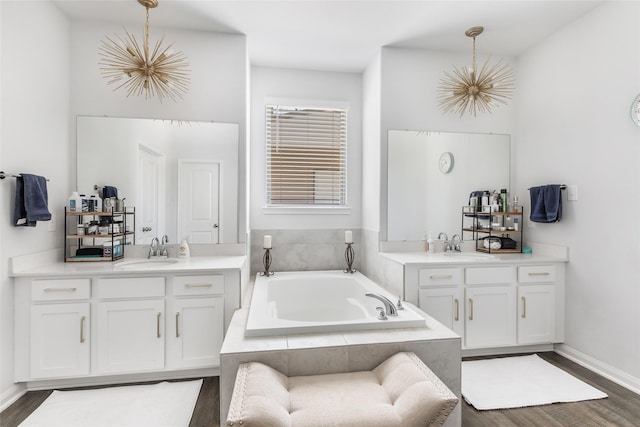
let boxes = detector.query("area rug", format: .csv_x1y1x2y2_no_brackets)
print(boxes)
19,379,203,427
462,354,607,410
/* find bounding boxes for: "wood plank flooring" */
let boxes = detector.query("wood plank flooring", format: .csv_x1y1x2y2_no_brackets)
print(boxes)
1,352,638,427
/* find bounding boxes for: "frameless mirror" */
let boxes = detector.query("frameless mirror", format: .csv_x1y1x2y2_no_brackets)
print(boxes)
387,130,510,241
77,116,239,245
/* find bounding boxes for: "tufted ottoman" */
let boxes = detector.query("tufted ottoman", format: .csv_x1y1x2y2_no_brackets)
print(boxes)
226,351,458,426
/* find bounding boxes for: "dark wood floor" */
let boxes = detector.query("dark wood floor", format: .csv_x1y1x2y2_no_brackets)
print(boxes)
2,352,639,427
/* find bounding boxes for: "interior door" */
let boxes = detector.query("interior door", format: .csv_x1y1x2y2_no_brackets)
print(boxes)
178,161,220,244
138,146,164,244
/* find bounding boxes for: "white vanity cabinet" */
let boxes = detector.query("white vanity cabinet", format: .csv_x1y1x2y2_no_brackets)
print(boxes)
405,257,565,354
96,277,166,374
28,279,91,379
14,260,244,386
167,275,225,369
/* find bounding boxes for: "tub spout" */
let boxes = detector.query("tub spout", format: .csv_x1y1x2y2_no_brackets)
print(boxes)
365,293,398,316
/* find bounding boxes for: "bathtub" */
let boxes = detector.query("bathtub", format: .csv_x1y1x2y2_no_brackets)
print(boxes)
245,270,426,337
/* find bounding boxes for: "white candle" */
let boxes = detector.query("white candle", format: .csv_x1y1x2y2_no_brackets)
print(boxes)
263,235,272,249
345,230,353,244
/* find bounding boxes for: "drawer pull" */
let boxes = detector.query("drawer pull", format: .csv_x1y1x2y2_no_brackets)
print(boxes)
454,299,459,321
185,283,213,288
528,272,550,276
44,287,77,292
522,297,527,318
156,312,161,338
80,316,86,343
430,274,453,280
175,312,180,338
468,298,474,321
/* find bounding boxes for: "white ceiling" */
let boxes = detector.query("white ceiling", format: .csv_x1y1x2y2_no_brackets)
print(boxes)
52,0,603,72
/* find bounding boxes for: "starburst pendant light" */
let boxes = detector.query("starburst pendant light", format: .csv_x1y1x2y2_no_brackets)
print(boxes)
99,0,190,102
437,26,514,117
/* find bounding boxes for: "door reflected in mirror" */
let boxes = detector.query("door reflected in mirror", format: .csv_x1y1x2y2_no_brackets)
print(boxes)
77,116,239,244
387,130,510,241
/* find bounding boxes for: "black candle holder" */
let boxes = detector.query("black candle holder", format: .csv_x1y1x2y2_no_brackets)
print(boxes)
344,243,356,274
260,248,274,276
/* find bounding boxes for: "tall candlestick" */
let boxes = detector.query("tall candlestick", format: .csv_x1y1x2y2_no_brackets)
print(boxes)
263,235,272,249
345,230,353,244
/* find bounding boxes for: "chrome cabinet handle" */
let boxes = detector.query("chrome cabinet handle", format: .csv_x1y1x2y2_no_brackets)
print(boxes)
44,287,77,292
430,274,453,280
185,283,213,288
468,298,474,321
528,272,550,276
175,312,180,338
156,312,161,338
454,298,459,321
80,316,86,343
522,296,527,318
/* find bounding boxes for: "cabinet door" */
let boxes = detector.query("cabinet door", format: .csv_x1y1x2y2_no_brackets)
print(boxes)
30,303,90,379
419,287,464,336
97,300,164,374
518,285,556,344
169,297,224,368
465,286,516,348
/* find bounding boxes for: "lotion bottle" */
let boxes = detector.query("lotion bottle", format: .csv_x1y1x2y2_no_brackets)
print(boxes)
68,191,82,212
178,239,190,258
427,232,435,253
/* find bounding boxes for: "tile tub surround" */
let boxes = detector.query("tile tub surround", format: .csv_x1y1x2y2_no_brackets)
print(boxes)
220,307,462,426
250,229,362,274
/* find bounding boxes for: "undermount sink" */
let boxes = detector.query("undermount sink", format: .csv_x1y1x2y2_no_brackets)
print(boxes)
115,258,180,270
435,252,496,262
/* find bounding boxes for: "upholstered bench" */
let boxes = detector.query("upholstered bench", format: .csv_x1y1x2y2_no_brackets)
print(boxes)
226,351,458,426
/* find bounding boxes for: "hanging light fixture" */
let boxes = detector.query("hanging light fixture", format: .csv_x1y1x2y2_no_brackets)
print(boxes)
437,26,514,117
99,0,190,102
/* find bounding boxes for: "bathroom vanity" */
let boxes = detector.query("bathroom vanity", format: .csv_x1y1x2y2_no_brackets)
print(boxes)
12,254,246,389
382,246,567,355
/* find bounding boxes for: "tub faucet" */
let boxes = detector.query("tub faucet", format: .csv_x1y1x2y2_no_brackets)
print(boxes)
148,237,159,258
450,234,461,252
365,293,398,316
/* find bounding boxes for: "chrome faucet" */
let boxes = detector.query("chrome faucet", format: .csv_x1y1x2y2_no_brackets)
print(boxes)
148,237,160,258
160,235,169,257
450,234,461,252
438,232,451,251
365,293,398,316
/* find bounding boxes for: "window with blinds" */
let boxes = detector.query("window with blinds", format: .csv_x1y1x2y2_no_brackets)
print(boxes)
266,104,347,206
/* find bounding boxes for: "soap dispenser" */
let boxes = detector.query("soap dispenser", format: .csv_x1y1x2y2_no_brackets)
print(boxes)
178,239,190,258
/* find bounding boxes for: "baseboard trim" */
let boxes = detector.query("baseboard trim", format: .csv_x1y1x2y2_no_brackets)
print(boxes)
462,343,554,358
1,383,27,412
555,344,640,395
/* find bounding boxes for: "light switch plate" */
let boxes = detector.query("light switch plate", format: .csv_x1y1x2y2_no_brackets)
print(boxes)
567,185,578,201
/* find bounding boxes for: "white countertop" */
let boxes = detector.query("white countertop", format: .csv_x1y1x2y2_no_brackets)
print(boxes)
381,251,568,266
11,255,246,278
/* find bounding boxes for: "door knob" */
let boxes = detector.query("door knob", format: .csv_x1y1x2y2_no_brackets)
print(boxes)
213,224,219,228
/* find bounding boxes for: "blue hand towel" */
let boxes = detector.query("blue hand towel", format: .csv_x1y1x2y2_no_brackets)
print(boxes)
14,174,51,227
103,185,118,199
529,185,563,223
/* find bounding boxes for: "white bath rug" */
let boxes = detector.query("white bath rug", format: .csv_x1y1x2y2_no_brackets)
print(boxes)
19,379,202,427
462,354,607,410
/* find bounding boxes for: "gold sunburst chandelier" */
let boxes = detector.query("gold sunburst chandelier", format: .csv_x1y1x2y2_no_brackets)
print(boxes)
99,0,190,102
437,26,514,117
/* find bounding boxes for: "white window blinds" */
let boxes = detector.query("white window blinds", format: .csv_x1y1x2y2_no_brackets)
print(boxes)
266,105,347,206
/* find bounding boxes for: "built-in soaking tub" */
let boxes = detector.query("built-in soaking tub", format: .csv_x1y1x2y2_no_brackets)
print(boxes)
245,270,426,337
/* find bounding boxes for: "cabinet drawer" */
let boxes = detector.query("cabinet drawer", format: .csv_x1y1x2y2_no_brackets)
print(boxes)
465,267,514,285
97,277,165,299
173,275,224,296
31,279,91,301
518,265,556,283
419,268,462,287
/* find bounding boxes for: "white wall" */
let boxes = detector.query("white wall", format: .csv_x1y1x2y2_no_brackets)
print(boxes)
69,21,249,242
515,1,640,390
250,66,363,230
0,0,71,407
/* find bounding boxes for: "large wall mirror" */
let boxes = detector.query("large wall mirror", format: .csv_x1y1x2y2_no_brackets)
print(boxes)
77,116,239,245
387,130,510,241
